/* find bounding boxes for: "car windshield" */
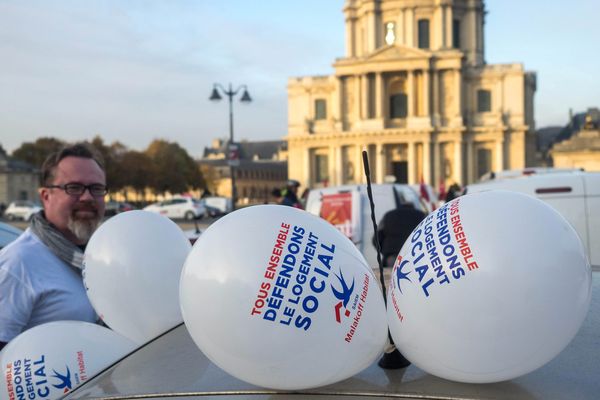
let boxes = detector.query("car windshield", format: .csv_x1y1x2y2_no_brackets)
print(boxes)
64,272,600,399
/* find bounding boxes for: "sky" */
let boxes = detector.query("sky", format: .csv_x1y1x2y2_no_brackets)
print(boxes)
0,0,598,158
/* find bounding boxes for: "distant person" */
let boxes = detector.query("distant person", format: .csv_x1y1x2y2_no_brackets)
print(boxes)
281,180,303,209
270,188,283,204
373,198,426,268
373,197,426,370
445,183,462,202
0,143,106,350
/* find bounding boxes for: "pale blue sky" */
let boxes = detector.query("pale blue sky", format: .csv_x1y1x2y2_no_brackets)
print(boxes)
0,0,598,157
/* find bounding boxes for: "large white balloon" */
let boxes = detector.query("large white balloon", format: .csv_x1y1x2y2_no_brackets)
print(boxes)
0,321,135,400
387,190,592,383
84,210,191,344
180,205,387,390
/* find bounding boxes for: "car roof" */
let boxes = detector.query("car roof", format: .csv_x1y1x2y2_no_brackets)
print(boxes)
0,222,23,249
64,271,600,400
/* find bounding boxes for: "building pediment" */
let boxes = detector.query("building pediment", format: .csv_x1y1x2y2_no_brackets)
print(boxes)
366,45,432,61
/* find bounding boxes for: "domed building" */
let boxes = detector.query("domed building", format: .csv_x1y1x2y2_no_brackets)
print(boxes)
287,0,536,189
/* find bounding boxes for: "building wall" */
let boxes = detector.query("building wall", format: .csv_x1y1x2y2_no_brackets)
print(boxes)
551,127,600,172
0,172,39,206
287,0,535,189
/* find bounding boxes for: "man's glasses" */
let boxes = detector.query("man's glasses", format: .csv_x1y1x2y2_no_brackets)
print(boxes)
45,183,108,197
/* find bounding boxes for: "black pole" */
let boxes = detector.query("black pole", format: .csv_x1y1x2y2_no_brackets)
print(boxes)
361,150,411,370
361,151,387,304
227,83,236,211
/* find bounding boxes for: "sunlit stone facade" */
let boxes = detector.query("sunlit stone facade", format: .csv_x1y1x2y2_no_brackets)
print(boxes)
287,0,536,189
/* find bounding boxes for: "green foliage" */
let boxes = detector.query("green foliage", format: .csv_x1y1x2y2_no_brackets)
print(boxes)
11,137,66,168
9,136,206,198
145,139,206,195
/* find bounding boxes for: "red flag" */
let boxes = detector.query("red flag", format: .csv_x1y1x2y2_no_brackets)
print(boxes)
419,176,430,202
438,179,447,202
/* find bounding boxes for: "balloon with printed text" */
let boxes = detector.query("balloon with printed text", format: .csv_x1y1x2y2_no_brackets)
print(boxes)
387,190,591,383
0,321,136,400
84,210,192,344
180,205,388,390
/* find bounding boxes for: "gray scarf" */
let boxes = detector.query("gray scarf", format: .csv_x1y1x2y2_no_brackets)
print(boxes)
30,211,84,271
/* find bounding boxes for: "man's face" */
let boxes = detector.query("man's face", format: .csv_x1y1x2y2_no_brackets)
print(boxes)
39,156,106,245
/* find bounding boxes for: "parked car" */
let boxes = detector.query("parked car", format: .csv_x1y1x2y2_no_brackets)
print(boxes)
143,197,206,220
3,200,42,221
104,201,135,217
466,171,600,270
62,272,600,400
199,198,227,217
0,222,23,249
201,196,232,214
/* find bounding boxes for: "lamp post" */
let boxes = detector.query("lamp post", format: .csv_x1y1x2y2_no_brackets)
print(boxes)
209,83,252,211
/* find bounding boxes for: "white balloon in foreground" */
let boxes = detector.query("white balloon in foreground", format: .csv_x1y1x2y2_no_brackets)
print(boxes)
387,190,591,383
180,205,387,390
0,321,136,399
84,210,191,344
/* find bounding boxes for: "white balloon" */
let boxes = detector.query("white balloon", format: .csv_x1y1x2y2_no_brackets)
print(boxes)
0,321,135,400
180,205,387,390
84,210,191,344
387,190,591,383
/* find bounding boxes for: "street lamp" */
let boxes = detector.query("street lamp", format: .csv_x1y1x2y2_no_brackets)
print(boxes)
209,83,252,211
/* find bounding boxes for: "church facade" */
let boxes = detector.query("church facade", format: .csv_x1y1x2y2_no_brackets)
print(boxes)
287,0,536,189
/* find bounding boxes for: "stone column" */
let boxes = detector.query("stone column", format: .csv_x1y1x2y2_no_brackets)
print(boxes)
445,5,453,48
333,77,342,130
407,71,415,117
454,69,462,118
304,147,311,188
406,8,414,47
355,144,363,183
433,140,441,188
398,8,405,45
376,143,385,183
328,146,337,186
423,69,430,118
466,137,474,184
423,139,431,184
434,4,443,50
345,18,355,57
495,139,504,172
354,75,361,123
432,70,440,123
375,72,383,118
454,138,463,185
361,74,368,120
408,141,416,184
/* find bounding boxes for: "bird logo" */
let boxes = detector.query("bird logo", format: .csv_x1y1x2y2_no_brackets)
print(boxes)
51,366,73,393
331,270,355,323
394,256,412,294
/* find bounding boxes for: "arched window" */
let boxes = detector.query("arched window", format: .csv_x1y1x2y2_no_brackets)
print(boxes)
389,78,408,119
390,93,408,118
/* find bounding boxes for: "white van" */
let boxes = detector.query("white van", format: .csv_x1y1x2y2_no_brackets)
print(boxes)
305,184,428,269
466,171,600,269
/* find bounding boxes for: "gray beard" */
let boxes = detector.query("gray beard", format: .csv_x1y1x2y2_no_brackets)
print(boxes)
67,215,101,243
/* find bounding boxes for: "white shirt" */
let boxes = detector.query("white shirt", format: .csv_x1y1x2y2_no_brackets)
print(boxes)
0,229,98,343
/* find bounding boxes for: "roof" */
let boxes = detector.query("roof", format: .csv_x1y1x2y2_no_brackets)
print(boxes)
202,140,287,161
0,147,38,173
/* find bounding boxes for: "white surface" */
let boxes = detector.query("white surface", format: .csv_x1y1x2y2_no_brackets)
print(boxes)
180,205,387,390
83,211,191,344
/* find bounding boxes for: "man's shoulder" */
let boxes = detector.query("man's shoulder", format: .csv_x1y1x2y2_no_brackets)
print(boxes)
0,229,48,262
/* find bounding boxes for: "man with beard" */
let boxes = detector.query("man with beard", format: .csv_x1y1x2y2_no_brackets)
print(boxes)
0,143,106,350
